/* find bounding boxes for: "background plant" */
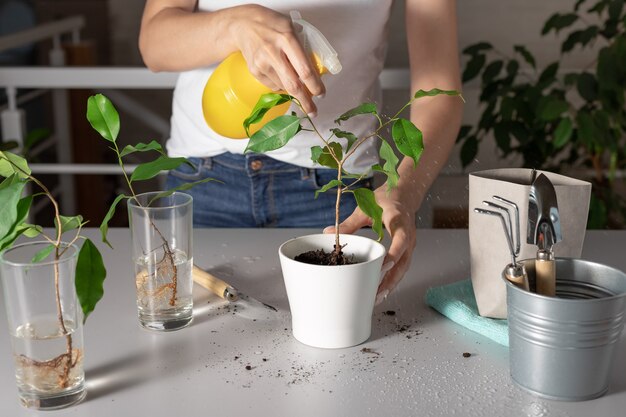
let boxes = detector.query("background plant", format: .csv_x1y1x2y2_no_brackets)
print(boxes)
457,0,626,228
243,89,461,261
86,94,216,305
0,150,106,388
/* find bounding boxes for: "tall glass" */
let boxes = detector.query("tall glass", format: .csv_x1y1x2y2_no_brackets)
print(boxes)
128,192,193,331
0,242,85,409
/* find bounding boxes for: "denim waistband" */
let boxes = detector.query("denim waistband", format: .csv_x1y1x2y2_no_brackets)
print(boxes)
190,152,312,177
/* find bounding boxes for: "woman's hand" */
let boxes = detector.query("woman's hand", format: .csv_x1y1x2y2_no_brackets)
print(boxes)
140,1,324,115
323,186,417,305
228,5,325,115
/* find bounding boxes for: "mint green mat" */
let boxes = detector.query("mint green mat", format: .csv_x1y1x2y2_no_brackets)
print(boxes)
425,279,509,347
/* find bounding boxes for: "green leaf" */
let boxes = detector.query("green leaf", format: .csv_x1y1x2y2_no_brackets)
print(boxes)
587,194,608,229
147,177,221,206
0,225,29,252
24,128,51,151
553,118,573,149
31,244,54,263
597,46,621,89
86,94,120,142
462,42,493,56
75,238,107,323
130,156,188,182
243,93,293,136
334,103,378,124
311,142,343,169
414,89,462,101
493,124,511,153
119,140,165,157
22,224,43,238
100,194,128,249
245,115,301,153
608,0,623,20
377,139,400,191
391,118,423,167
574,0,586,12
330,128,358,150
314,179,344,199
0,151,31,179
352,188,383,241
576,111,596,148
577,72,598,101
0,195,34,251
456,125,472,142
537,96,569,121
460,136,478,168
500,97,515,120
514,45,536,68
542,13,578,35
0,141,18,152
538,62,559,87
0,176,25,239
462,54,486,83
55,215,84,236
481,60,504,84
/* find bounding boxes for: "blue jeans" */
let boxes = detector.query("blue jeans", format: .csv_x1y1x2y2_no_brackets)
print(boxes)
166,153,372,228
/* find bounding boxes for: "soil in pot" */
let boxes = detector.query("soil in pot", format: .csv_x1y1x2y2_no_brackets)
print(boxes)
294,245,357,266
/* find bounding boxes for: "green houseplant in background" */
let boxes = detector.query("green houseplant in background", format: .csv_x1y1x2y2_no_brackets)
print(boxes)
457,0,626,228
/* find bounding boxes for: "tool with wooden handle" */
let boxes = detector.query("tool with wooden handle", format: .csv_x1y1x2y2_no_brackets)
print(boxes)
527,173,562,297
192,265,239,302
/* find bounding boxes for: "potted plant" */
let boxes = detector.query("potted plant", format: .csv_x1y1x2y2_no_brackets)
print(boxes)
86,94,217,331
0,151,106,409
244,89,462,348
457,0,626,228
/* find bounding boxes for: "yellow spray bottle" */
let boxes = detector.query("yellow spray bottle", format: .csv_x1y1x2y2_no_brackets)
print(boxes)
201,11,342,139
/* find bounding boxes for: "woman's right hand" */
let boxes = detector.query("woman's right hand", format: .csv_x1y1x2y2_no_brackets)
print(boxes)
141,1,324,115
226,5,325,116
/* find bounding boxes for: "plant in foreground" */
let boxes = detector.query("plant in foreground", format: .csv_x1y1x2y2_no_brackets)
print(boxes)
244,89,462,264
0,151,106,389
86,94,216,307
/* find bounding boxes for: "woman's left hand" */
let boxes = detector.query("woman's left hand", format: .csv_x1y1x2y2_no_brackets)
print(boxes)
323,186,416,305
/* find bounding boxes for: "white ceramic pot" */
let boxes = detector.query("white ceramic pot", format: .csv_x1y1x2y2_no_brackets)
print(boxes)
278,234,386,349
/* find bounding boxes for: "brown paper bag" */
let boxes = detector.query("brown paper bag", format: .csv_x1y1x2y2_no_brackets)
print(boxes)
469,168,591,318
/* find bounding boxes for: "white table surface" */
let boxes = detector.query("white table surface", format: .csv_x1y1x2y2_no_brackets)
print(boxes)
0,228,625,417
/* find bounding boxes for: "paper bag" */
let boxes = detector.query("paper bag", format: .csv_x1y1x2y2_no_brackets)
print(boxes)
469,168,591,318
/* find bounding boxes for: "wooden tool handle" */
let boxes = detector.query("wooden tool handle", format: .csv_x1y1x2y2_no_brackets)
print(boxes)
192,265,238,301
535,251,556,296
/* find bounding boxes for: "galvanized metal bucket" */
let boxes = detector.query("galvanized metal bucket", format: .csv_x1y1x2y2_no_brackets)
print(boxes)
504,258,626,401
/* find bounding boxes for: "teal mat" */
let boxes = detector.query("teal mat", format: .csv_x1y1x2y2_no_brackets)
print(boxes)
425,279,509,347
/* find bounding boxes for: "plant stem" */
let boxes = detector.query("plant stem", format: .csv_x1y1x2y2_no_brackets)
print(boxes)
113,145,178,306
334,164,343,255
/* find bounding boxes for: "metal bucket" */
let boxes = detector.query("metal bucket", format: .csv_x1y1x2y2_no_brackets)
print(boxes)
504,258,626,401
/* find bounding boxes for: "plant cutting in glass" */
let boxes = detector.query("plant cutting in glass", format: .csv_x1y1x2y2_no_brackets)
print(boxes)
86,94,215,312
244,89,462,264
457,0,626,228
0,151,106,392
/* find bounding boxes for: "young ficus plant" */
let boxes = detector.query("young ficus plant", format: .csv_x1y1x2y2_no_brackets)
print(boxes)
244,89,462,263
86,94,217,306
0,151,106,388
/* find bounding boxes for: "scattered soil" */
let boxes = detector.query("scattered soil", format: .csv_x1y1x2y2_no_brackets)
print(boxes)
463,352,471,358
360,347,380,356
383,310,396,316
294,246,356,266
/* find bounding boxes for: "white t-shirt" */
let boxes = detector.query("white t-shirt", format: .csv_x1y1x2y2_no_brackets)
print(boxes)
167,0,393,174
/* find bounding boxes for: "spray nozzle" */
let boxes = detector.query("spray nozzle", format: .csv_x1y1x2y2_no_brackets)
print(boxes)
290,11,342,75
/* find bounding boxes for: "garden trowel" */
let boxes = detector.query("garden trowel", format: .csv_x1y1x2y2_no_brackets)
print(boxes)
527,173,562,296
192,265,277,313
